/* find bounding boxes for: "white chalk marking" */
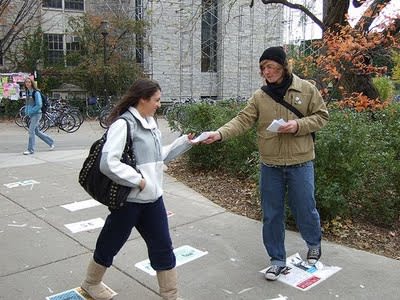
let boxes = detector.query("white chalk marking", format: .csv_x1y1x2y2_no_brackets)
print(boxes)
8,223,27,227
64,218,104,233
61,199,100,211
238,287,254,294
221,289,234,294
3,179,40,189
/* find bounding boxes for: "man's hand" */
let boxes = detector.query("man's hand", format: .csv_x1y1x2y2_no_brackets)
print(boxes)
202,131,221,144
278,120,298,134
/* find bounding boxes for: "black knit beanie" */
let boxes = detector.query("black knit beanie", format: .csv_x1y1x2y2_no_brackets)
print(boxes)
259,46,286,65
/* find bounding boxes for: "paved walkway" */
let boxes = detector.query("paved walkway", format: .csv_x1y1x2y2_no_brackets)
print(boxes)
0,119,399,300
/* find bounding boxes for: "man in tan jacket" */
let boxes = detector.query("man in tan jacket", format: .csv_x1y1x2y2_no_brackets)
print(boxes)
203,46,329,281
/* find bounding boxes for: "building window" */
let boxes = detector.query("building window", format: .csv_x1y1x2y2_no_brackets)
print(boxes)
66,36,81,66
44,34,64,65
0,39,3,66
201,0,218,72
135,0,144,65
66,37,80,52
65,0,84,10
42,0,62,9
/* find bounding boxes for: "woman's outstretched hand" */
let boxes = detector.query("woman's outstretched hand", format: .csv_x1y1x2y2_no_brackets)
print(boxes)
187,133,197,144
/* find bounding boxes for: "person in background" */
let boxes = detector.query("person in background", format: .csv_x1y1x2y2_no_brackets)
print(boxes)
203,46,329,281
23,77,54,155
81,78,194,300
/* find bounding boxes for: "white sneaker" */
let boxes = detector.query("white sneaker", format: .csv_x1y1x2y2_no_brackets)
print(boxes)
50,144,55,151
23,150,33,155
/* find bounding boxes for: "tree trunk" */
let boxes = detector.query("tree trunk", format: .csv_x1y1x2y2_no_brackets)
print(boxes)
323,0,350,28
340,73,379,99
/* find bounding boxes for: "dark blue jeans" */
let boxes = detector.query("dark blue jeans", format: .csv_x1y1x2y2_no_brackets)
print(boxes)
94,197,176,271
260,161,321,267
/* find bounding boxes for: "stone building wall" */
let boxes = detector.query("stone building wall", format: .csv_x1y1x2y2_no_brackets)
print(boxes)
1,0,284,101
145,0,284,101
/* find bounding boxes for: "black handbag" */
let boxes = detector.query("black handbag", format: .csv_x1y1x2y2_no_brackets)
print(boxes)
78,117,137,209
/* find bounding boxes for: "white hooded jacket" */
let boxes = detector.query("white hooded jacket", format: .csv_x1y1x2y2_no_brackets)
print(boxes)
100,107,192,203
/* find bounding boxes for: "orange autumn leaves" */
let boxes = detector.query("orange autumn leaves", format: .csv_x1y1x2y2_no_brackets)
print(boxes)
315,24,397,111
338,92,389,112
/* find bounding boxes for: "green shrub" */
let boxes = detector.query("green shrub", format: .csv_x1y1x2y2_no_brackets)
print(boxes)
314,109,370,220
167,101,400,228
67,98,86,113
0,98,25,118
373,76,395,101
315,105,399,227
166,100,258,177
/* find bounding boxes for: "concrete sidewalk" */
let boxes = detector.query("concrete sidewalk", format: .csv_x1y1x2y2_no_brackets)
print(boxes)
0,119,399,300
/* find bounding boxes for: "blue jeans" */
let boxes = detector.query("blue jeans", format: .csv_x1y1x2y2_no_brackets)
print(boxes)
94,197,176,270
260,161,321,267
27,113,54,153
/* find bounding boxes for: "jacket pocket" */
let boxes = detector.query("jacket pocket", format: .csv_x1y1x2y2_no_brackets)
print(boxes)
135,171,157,200
257,131,280,158
291,134,313,155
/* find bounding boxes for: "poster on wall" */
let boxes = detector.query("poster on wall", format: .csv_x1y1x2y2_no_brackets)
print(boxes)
0,72,31,100
2,83,20,100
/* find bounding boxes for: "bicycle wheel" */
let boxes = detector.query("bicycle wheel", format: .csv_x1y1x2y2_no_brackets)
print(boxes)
99,109,111,129
59,114,78,133
39,114,50,132
22,114,49,132
68,108,84,126
65,113,81,133
15,112,25,127
86,103,101,119
15,106,26,127
22,115,30,131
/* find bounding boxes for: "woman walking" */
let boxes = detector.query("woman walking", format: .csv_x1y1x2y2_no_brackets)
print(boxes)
23,77,54,155
81,78,194,300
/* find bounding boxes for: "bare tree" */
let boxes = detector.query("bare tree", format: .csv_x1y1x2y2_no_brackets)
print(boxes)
0,0,41,67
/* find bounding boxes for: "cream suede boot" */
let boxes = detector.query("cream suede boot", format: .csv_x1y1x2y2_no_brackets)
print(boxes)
156,268,179,300
81,258,114,300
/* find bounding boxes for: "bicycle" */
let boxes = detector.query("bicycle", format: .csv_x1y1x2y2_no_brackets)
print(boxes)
15,106,27,127
15,105,48,132
86,96,106,120
43,100,81,133
98,102,114,129
20,99,81,133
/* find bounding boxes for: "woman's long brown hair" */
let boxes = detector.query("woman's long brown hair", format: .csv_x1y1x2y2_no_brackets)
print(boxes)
107,78,161,125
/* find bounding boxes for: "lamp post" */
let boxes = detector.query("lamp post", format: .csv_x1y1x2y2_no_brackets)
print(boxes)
100,20,109,104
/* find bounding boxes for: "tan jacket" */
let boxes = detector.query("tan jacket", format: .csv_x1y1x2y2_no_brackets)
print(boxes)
218,74,329,166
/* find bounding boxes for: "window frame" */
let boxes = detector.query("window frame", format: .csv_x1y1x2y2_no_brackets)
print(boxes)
44,33,64,65
42,0,62,9
64,0,84,11
65,36,81,66
201,0,218,73
0,39,3,66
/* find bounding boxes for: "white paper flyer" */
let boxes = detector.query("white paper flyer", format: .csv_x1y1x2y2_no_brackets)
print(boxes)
260,253,341,291
266,119,286,132
135,245,208,276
